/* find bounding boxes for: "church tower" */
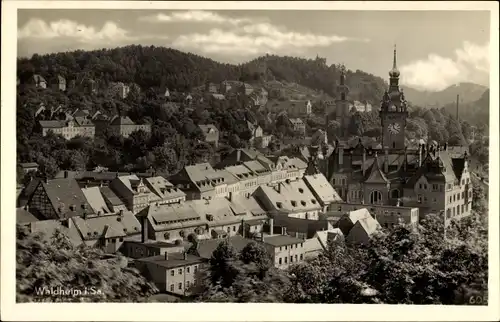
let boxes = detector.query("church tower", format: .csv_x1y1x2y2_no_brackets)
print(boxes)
380,45,408,150
335,65,350,138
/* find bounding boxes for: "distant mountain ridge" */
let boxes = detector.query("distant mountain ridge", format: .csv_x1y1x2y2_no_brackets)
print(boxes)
401,82,488,108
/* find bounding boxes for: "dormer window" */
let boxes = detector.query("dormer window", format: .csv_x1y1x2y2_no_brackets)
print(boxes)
291,200,297,207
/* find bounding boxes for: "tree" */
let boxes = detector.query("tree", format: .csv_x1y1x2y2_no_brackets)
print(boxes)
16,228,158,302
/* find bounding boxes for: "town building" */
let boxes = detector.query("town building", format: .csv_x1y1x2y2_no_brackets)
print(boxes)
19,162,39,174
134,252,205,296
27,178,95,220
288,118,306,137
335,208,382,245
29,74,47,89
39,117,95,140
262,233,306,270
325,46,472,226
246,121,264,143
205,82,218,94
108,116,151,138
108,82,130,99
198,124,219,148
51,75,66,91
254,180,322,220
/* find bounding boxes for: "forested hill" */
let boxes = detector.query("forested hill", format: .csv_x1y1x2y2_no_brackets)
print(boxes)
17,45,388,104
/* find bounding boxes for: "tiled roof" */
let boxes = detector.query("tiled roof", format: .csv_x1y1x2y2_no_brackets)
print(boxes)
191,198,237,226
272,215,329,238
20,162,38,168
137,253,205,269
72,211,141,241
99,186,125,206
225,164,258,180
144,176,186,201
346,208,381,237
195,235,254,259
363,157,388,183
28,219,82,245
110,116,136,126
229,195,268,218
38,178,95,219
39,120,66,128
17,208,39,224
145,202,204,232
263,234,304,247
303,174,343,204
256,180,322,214
81,187,112,214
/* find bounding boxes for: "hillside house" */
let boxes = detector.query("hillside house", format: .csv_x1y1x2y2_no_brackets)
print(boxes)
288,118,306,137
108,116,151,138
39,117,95,140
108,82,130,99
198,124,219,148
29,74,47,89
51,75,66,91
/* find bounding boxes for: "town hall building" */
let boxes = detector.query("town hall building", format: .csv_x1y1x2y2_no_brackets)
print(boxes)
324,46,472,226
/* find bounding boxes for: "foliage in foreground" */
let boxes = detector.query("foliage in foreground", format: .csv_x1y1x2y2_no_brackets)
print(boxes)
16,228,158,302
194,212,488,304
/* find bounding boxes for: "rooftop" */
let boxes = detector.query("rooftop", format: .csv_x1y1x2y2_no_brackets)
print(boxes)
263,234,304,247
137,253,205,269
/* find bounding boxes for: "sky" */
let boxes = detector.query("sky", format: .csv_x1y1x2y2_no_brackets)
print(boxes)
17,9,491,92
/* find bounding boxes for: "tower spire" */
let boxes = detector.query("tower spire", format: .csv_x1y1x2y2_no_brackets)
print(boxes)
389,44,400,78
393,44,397,70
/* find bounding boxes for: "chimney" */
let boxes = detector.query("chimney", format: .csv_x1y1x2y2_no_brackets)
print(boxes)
444,142,448,150
228,191,233,201
119,209,124,217
282,226,287,236
183,251,187,260
24,205,29,211
141,216,149,243
241,219,245,238
269,217,274,234
64,170,68,178
384,148,389,173
362,149,366,176
260,232,265,242
236,149,241,162
338,146,344,165
164,252,168,260
45,177,49,184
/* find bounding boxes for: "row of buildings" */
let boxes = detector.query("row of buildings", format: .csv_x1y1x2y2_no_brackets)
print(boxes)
17,147,423,296
20,74,139,99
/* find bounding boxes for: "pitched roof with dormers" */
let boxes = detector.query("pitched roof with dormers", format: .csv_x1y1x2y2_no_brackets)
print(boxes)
363,156,389,183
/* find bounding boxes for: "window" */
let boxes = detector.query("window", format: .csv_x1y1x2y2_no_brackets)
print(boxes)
432,184,439,191
279,258,282,265
170,284,174,292
391,189,400,199
369,191,383,204
279,247,282,251
186,281,190,288
178,283,182,290
453,208,456,216
462,192,465,199
466,204,469,211
111,238,116,243
290,256,293,263
433,198,437,203
119,238,124,242
300,254,303,260
446,209,451,219
170,270,174,276
417,195,423,203
295,254,298,261
461,205,464,213
453,195,456,202
178,268,183,275
449,196,452,203
227,227,230,233
233,226,236,232
301,243,303,247
285,246,287,250
419,184,422,189
457,205,460,215
187,267,190,273
194,265,198,273
284,257,288,263
424,184,428,190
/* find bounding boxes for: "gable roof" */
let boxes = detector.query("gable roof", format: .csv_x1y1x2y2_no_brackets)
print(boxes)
110,116,136,126
263,234,304,247
346,208,381,237
144,176,186,201
81,187,112,214
303,174,343,204
35,178,95,219
39,120,66,129
256,180,322,214
17,208,39,224
99,186,125,206
363,156,388,183
144,202,204,233
72,211,141,241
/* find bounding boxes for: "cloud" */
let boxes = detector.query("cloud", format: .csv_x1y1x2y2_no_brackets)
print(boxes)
172,22,368,57
139,10,252,25
400,41,490,91
17,18,143,57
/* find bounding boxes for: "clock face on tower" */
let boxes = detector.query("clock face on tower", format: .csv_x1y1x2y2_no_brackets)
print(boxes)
387,122,401,134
